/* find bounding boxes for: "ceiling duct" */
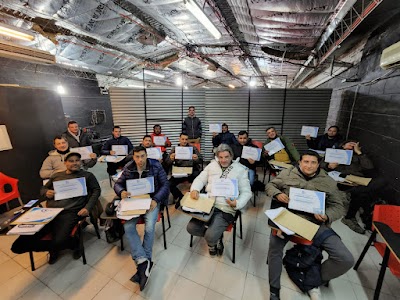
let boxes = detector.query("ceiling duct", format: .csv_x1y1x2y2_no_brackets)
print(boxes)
136,30,165,46
0,40,55,64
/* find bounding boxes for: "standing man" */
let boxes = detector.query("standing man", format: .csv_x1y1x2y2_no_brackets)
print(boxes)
114,146,169,291
306,125,343,151
182,106,202,143
264,126,300,164
266,150,353,300
12,152,101,264
101,126,134,175
212,123,237,148
165,133,202,207
231,130,258,185
62,120,92,148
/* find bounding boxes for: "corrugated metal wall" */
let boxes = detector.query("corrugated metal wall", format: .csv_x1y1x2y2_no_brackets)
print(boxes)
109,87,332,161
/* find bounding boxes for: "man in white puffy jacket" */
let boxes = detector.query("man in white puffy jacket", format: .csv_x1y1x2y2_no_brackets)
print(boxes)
187,144,252,256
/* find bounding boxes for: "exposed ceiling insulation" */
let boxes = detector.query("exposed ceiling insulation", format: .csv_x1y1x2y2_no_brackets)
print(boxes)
0,0,392,89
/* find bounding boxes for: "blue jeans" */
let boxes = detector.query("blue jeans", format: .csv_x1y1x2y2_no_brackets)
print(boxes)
123,204,160,264
248,169,255,186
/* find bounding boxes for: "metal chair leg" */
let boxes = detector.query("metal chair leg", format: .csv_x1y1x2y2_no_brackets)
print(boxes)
354,231,377,270
190,235,193,247
29,251,35,271
161,212,167,249
374,246,390,300
232,222,236,263
239,213,243,239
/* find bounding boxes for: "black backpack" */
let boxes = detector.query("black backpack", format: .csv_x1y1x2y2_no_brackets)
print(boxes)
283,228,337,293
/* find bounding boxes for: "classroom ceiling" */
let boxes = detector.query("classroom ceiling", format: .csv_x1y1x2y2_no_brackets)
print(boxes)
0,0,394,89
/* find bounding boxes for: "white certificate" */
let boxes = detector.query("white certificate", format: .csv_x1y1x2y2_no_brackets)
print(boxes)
146,147,162,160
288,187,326,215
301,126,319,138
126,177,155,196
112,145,128,156
153,136,166,146
324,149,353,165
105,155,125,163
241,146,261,161
263,137,285,156
70,146,93,160
327,171,346,182
53,177,87,201
209,123,222,133
175,146,193,160
211,178,239,198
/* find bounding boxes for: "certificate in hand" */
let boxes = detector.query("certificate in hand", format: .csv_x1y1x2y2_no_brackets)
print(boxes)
53,177,87,201
126,177,155,196
263,137,285,156
209,123,222,133
146,147,162,160
112,145,128,156
241,146,261,161
324,148,353,165
211,178,239,198
70,146,93,160
288,187,326,215
175,146,193,160
301,126,319,138
153,136,166,146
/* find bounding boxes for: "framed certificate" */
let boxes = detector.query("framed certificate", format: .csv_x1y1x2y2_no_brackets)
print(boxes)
53,177,88,201
146,147,162,160
209,124,222,133
301,126,319,138
175,146,193,160
112,145,128,156
241,146,261,161
324,149,353,165
70,146,93,160
211,178,239,198
126,177,155,196
263,137,285,156
288,187,326,215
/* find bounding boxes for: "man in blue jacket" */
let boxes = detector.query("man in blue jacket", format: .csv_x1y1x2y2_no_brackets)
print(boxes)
212,123,238,148
101,126,133,175
114,145,169,291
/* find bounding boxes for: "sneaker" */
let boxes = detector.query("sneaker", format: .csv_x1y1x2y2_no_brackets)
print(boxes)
270,292,280,300
137,260,153,291
308,287,321,300
209,246,217,256
130,271,140,283
341,217,366,234
174,195,183,209
217,238,224,256
48,251,58,265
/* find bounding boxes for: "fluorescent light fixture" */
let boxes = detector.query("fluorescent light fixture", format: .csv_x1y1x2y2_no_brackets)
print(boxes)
202,86,210,89
143,70,165,79
249,78,256,87
184,0,221,39
176,77,183,86
228,84,235,89
56,85,66,94
107,71,112,74
0,23,35,41
184,85,188,89
128,84,145,88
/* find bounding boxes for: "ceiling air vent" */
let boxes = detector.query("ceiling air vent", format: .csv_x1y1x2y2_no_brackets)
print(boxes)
0,40,55,65
380,40,400,69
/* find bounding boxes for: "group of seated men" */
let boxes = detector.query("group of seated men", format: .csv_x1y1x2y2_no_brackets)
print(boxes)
8,110,386,298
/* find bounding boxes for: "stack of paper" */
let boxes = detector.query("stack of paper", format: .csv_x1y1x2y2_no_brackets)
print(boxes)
11,207,63,225
181,192,215,214
116,195,151,220
7,224,45,235
172,166,193,178
268,160,292,169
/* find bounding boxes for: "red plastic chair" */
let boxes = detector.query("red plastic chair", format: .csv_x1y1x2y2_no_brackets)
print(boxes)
354,205,400,299
0,172,24,210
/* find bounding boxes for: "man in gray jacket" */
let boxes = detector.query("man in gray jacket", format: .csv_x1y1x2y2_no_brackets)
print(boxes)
266,150,353,300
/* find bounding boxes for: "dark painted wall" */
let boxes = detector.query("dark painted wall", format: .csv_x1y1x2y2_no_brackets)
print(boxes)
0,86,65,202
318,13,400,203
0,57,113,138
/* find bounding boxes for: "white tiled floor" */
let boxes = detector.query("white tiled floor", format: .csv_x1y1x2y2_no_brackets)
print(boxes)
1,166,399,300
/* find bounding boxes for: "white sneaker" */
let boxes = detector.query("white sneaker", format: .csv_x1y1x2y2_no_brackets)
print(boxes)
308,287,321,300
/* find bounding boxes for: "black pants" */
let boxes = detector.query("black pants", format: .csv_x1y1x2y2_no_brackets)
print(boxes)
343,177,386,219
11,210,81,254
169,170,200,199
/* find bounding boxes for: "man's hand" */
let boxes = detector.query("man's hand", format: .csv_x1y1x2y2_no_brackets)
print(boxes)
225,198,237,208
248,158,255,165
354,142,362,155
264,150,269,156
149,200,157,211
305,134,311,140
170,153,176,161
46,190,55,199
212,132,218,137
276,193,289,203
89,153,97,159
314,214,328,223
190,190,199,200
110,150,116,155
192,154,198,160
78,208,89,216
327,163,339,169
121,191,131,199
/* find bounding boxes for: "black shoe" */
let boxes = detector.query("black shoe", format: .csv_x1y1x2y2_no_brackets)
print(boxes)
73,248,82,260
209,246,217,256
270,292,280,300
137,260,153,291
217,238,224,256
130,272,140,283
48,251,59,265
174,195,183,209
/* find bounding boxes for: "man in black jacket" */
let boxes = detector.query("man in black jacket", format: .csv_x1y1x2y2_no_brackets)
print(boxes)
212,123,238,148
182,106,202,143
306,125,343,151
62,120,92,148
